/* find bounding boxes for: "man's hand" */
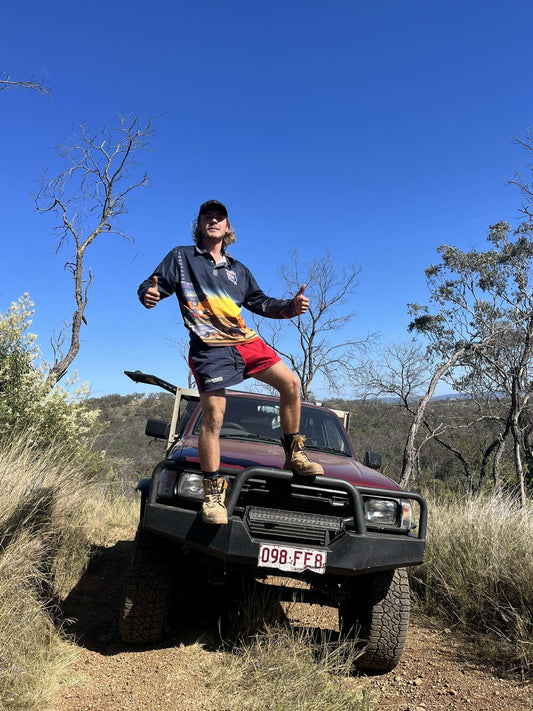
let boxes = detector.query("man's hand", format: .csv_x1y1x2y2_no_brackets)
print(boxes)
293,284,309,315
144,275,161,308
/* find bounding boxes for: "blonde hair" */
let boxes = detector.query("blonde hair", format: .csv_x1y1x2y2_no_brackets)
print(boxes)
192,218,236,249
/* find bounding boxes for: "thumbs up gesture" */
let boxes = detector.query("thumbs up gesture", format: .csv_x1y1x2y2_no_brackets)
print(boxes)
293,284,309,315
144,275,161,309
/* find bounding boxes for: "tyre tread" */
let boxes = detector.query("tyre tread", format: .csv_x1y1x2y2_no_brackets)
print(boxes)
339,567,410,672
119,529,173,645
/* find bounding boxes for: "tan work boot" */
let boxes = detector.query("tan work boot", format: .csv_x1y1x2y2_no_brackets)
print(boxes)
283,434,324,476
202,476,228,524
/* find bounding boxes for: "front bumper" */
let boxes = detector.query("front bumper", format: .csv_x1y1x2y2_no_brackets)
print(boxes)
142,465,427,576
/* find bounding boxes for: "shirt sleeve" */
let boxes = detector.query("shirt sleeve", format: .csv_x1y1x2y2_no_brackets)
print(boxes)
242,267,296,319
137,249,179,304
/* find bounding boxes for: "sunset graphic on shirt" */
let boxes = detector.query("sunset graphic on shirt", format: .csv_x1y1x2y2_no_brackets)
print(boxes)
180,282,257,345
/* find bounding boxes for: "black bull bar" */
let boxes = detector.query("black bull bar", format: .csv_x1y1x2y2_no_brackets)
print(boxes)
143,464,427,575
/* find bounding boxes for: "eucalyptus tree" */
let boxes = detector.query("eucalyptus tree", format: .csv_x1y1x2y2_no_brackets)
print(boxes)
408,221,533,503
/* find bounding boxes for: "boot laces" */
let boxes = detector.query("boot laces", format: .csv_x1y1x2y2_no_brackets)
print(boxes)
292,434,306,450
211,489,223,506
205,479,224,506
293,434,312,460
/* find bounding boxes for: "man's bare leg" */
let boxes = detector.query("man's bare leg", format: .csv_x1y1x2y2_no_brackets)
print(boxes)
253,360,301,433
198,389,226,472
254,362,323,476
198,389,228,524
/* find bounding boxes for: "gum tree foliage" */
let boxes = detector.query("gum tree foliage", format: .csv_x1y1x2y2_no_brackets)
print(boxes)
253,251,375,401
509,130,533,221
0,295,97,450
362,133,533,502
33,115,154,386
358,237,533,496
407,222,533,504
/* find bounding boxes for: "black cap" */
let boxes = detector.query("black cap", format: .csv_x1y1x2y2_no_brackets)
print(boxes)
198,199,228,218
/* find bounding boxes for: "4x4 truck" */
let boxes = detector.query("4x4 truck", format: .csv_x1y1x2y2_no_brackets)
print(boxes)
119,370,427,672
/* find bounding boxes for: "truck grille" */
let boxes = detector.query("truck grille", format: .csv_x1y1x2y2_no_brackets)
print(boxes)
233,477,352,518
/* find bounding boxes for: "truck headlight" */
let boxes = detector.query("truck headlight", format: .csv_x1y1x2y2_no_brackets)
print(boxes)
364,498,412,530
177,472,204,500
157,467,178,498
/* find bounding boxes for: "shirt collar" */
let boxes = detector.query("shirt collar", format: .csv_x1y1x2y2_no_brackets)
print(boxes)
194,243,233,266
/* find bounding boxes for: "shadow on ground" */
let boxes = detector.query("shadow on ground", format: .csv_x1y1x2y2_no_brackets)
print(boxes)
58,540,312,657
59,540,134,653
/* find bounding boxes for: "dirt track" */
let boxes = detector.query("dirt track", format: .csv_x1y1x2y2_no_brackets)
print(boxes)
50,540,532,711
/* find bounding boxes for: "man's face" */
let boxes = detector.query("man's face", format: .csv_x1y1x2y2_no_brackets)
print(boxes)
199,210,227,241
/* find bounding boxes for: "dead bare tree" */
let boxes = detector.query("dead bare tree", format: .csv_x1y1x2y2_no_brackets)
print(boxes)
356,342,429,405
253,251,375,400
33,115,155,386
358,340,473,488
0,70,49,94
175,336,196,389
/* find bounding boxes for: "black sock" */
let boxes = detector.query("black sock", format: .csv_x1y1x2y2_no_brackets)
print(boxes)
282,433,298,450
202,470,220,480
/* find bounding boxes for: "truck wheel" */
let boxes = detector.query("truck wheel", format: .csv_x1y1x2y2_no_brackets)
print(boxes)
338,567,410,672
119,527,174,644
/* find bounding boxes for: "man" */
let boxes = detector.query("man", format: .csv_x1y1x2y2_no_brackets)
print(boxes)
138,199,323,525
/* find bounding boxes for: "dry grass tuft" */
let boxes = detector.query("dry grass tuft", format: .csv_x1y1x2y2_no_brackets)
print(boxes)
0,435,136,710
184,624,372,711
0,528,77,710
411,493,533,676
190,579,371,711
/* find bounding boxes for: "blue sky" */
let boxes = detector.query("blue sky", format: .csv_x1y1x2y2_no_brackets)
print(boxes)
1,0,532,399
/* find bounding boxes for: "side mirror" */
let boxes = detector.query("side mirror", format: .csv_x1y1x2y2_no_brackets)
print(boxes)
145,419,170,440
364,450,382,471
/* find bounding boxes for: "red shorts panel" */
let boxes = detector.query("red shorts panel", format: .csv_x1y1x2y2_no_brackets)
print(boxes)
234,338,281,375
188,338,281,393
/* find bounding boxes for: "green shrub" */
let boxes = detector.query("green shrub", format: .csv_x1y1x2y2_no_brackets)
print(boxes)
0,295,98,452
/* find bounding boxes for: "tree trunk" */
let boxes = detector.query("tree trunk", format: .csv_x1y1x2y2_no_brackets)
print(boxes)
475,434,506,495
399,347,467,488
45,249,89,388
511,422,527,507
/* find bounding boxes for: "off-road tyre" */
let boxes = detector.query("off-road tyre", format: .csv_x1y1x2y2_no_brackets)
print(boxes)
119,528,174,644
338,567,410,672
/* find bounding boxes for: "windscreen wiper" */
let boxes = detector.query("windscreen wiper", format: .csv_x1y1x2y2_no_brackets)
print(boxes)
305,444,351,456
220,433,280,444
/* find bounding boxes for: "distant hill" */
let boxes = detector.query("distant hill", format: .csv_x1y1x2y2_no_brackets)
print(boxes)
86,392,175,483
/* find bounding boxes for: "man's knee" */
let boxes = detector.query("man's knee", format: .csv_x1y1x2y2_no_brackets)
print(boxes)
255,362,300,400
202,407,224,432
201,393,226,433
280,370,300,399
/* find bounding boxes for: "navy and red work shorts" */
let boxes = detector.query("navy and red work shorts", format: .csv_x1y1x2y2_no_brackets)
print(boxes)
188,338,281,393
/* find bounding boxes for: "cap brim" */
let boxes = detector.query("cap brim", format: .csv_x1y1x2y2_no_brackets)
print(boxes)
198,200,228,217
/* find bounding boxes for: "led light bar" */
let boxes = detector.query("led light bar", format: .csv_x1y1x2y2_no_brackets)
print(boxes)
247,507,344,532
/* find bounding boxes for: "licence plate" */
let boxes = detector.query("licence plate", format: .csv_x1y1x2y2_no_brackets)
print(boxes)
258,543,327,574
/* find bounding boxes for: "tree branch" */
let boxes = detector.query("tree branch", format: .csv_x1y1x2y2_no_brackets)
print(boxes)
35,115,155,386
